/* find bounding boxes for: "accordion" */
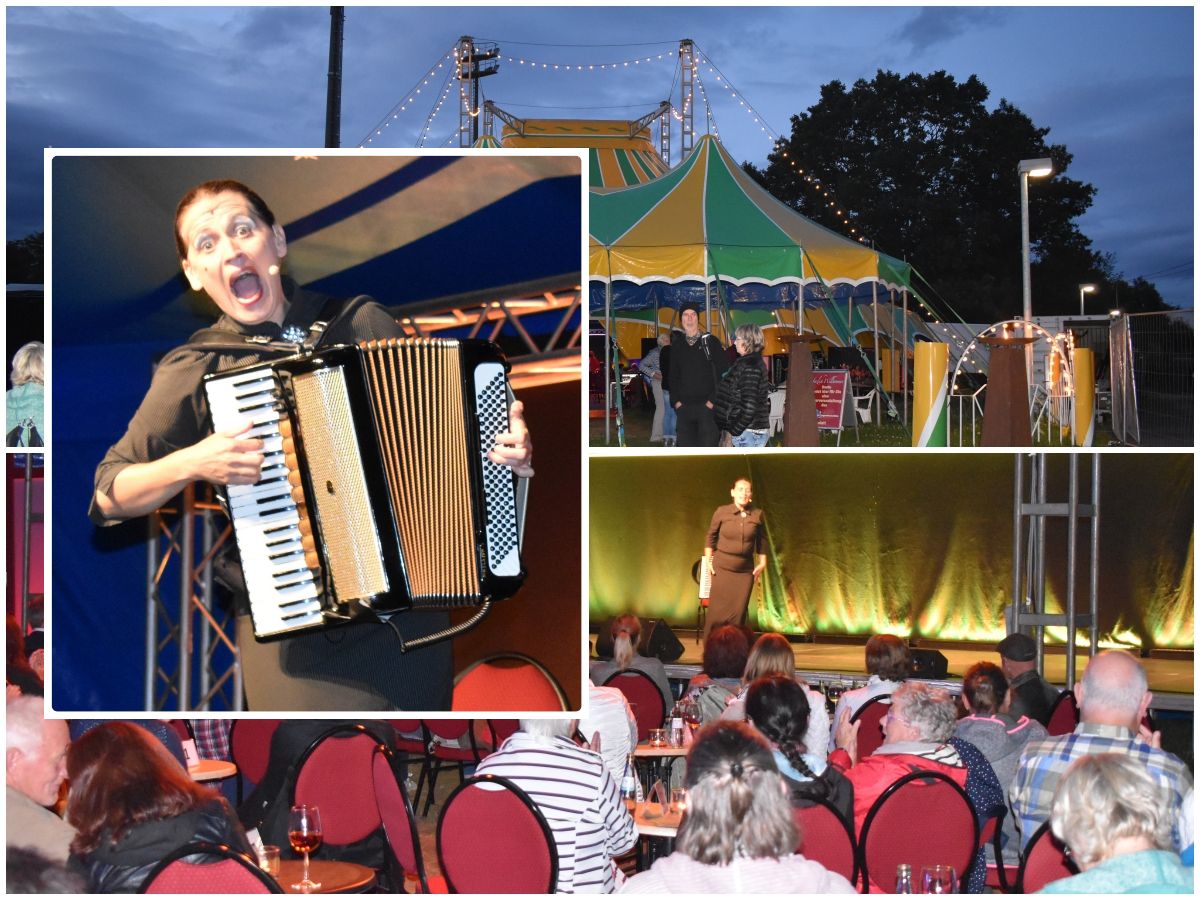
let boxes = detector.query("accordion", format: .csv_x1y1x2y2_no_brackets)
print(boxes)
203,338,526,640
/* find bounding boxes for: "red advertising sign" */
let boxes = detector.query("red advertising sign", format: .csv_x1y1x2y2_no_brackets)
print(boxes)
812,370,851,431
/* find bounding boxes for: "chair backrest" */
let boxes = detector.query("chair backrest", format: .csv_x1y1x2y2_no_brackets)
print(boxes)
488,719,521,747
453,653,569,711
229,719,282,786
167,719,194,745
858,769,979,893
602,669,666,743
139,841,281,894
1016,821,1078,893
848,694,891,758
437,774,558,893
291,724,384,846
1046,690,1079,736
979,804,1014,893
371,744,430,893
425,718,471,742
793,798,858,885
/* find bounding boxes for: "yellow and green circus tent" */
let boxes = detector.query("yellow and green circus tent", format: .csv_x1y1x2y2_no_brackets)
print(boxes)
589,134,912,313
472,134,502,148
500,117,668,188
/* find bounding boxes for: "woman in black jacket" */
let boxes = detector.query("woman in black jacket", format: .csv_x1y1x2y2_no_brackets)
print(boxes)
713,323,771,447
66,722,252,893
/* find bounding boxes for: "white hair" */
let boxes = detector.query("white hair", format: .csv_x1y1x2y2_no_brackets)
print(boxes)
519,719,574,740
1050,753,1173,868
1079,650,1148,719
6,695,47,757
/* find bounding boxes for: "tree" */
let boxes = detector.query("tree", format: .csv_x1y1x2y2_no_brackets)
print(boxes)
7,232,43,284
746,71,1169,323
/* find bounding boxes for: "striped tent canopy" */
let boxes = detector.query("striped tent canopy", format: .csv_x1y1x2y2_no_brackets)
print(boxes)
472,134,502,148
499,117,668,188
589,134,912,311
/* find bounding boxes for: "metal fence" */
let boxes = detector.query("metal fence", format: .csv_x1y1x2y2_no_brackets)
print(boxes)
1112,310,1194,446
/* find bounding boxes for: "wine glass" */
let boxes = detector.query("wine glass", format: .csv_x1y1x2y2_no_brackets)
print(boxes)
921,865,957,894
288,804,323,892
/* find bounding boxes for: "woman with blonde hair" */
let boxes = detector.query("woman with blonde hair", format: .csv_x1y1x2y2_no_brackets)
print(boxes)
590,613,672,712
1040,753,1192,893
712,323,771,447
619,722,855,893
721,632,829,758
7,340,44,447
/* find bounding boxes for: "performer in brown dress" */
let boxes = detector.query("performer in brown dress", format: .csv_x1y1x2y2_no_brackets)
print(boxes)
702,478,766,638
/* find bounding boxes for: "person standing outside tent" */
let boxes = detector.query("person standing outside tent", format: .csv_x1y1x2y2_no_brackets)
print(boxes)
637,332,669,444
669,305,728,447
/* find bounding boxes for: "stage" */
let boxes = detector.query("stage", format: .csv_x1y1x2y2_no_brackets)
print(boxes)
589,632,1194,713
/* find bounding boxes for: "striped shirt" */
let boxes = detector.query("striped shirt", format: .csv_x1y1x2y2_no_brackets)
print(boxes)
1009,722,1193,851
476,733,638,893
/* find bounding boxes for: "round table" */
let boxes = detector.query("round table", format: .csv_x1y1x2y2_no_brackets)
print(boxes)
276,859,375,894
633,741,688,786
187,758,237,782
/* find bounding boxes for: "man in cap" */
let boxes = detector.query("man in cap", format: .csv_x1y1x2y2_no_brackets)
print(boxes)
997,632,1061,727
668,304,729,447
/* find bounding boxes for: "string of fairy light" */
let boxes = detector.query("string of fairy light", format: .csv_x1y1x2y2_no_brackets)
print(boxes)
359,38,866,245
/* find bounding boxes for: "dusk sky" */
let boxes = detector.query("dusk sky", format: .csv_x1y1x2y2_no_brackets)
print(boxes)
7,4,1194,306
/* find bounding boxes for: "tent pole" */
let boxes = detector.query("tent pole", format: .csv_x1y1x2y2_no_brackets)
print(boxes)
871,278,880,425
902,285,910,427
605,251,613,445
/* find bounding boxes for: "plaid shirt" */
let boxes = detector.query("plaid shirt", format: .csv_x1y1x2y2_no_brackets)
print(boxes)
1009,722,1193,851
191,719,232,760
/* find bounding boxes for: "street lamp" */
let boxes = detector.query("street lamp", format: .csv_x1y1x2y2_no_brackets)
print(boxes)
1078,283,1097,316
1018,158,1054,326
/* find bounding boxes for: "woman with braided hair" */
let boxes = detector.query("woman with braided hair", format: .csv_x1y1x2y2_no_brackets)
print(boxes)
745,675,854,824
619,721,855,893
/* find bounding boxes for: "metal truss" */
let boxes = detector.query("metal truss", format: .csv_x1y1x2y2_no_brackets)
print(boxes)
145,484,243,711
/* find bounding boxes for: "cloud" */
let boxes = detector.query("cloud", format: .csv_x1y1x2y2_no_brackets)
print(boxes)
895,7,1006,55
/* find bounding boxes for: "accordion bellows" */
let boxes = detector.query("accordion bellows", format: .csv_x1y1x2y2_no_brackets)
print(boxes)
205,338,525,640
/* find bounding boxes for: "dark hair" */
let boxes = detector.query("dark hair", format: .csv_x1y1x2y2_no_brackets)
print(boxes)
678,721,796,864
961,661,1008,715
174,179,277,260
744,675,825,787
703,625,751,679
66,722,217,855
865,634,910,682
6,615,42,696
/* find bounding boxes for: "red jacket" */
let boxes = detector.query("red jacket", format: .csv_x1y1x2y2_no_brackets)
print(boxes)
829,742,969,893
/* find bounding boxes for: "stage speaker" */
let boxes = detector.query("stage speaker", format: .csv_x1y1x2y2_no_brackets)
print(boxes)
594,617,685,663
910,648,949,679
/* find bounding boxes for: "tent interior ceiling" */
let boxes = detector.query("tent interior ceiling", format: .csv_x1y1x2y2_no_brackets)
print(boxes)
52,154,581,346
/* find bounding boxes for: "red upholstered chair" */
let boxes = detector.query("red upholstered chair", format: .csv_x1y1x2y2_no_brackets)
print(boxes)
139,841,282,893
848,694,891,758
437,774,558,893
980,804,1018,893
420,719,488,816
858,769,978,893
453,653,568,711
793,798,858,886
1016,821,1078,893
1045,690,1079,736
229,718,282,803
487,719,521,748
602,670,666,743
371,744,447,893
167,719,194,745
290,724,386,854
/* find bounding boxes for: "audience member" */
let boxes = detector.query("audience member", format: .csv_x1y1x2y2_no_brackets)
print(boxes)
723,632,829,758
580,680,639,780
945,734,1005,894
996,633,1061,726
6,845,87,894
591,614,674,714
830,681,968,832
685,624,751,723
1040,753,1193,893
1009,651,1192,853
6,614,43,696
954,660,1047,863
829,633,909,740
475,718,637,893
619,721,855,893
239,720,395,869
6,695,73,863
65,721,251,892
23,594,46,681
7,340,45,447
69,719,188,770
744,675,853,823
